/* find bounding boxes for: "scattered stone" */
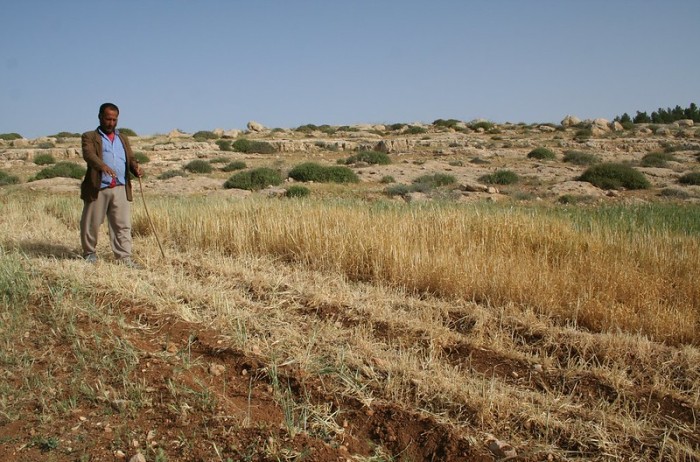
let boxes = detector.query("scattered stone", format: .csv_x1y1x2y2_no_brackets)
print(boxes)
677,119,694,127
129,453,146,462
114,450,126,459
561,115,581,127
209,364,226,376
486,434,517,459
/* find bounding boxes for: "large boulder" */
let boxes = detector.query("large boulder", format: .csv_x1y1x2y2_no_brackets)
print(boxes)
561,115,581,127
247,121,265,132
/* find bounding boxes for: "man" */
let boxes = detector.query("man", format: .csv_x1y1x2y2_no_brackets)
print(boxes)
80,102,143,268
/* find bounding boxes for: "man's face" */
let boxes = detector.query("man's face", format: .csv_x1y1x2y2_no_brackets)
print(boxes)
99,108,119,134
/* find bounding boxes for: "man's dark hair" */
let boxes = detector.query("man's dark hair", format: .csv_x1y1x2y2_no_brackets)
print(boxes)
99,102,119,116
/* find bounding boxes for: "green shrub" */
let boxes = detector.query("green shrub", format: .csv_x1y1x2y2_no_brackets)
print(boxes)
33,153,56,165
527,147,556,160
384,184,412,197
33,162,86,180
51,131,80,138
468,120,495,131
183,159,213,174
119,128,138,137
133,152,150,163
380,175,395,184
221,160,247,172
412,173,457,187
0,133,22,141
563,150,598,165
659,188,690,199
37,141,55,149
404,125,427,135
579,163,650,190
433,119,461,129
641,151,676,168
678,172,700,185
288,162,359,183
224,167,282,190
574,128,592,141
295,124,319,134
210,156,231,164
344,150,391,165
479,170,520,185
232,138,276,154
285,185,311,198
216,140,233,151
158,170,186,180
388,123,406,131
193,130,218,141
0,170,20,186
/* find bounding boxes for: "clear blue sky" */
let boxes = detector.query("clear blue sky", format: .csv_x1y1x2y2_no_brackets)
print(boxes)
2,0,698,139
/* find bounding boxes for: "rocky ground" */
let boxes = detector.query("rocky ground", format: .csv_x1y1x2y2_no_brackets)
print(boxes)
2,118,699,203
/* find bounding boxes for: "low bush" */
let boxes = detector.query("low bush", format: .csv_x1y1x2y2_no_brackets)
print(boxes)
384,184,412,197
133,152,150,163
479,170,519,185
563,150,598,165
216,140,233,151
574,128,592,141
51,131,80,138
659,188,690,199
209,156,230,164
433,119,461,129
33,162,86,180
641,151,676,168
193,131,218,141
404,125,427,135
678,172,700,185
33,153,56,165
412,173,457,187
579,163,650,190
344,150,391,165
380,175,395,184
288,162,359,184
37,141,55,149
0,133,22,141
468,120,495,131
527,147,556,160
183,160,213,174
158,170,186,180
221,160,247,172
232,138,276,154
0,170,20,186
285,185,311,198
224,167,282,190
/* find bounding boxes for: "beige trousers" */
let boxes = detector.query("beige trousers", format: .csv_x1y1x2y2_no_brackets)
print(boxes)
80,186,132,260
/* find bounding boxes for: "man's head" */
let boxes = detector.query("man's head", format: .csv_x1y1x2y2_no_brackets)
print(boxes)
98,103,119,134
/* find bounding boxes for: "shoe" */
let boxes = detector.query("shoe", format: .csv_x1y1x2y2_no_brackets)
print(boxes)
118,257,144,270
84,254,97,264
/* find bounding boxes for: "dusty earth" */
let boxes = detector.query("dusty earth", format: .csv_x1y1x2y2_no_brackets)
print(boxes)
1,121,699,461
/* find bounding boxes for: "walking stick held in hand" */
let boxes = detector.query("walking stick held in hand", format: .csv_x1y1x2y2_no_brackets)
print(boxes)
138,175,166,258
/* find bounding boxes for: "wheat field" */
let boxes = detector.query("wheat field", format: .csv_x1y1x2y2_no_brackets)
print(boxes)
1,189,699,461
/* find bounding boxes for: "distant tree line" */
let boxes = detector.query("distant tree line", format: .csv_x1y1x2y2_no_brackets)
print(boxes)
614,103,700,125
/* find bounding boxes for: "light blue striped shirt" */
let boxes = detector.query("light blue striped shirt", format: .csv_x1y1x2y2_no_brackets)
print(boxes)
98,128,127,188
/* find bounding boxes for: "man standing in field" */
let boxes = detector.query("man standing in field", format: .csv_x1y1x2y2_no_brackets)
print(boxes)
79,102,143,268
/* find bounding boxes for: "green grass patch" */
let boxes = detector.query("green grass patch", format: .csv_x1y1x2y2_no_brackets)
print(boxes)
678,172,700,185
224,167,282,190
412,173,457,187
641,151,677,168
133,152,150,164
183,160,213,174
479,170,519,185
33,162,86,180
33,153,56,165
563,150,598,166
285,185,311,198
343,150,391,165
288,162,359,184
527,147,556,160
579,163,650,190
222,161,247,172
0,170,20,186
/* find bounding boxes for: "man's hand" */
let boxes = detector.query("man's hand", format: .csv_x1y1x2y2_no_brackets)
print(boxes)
135,165,143,178
102,166,117,177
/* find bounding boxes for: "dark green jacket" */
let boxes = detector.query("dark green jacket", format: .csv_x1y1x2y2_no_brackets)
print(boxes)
80,129,139,202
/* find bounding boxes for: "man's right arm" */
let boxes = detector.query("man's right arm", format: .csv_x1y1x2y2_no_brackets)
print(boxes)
81,132,115,177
